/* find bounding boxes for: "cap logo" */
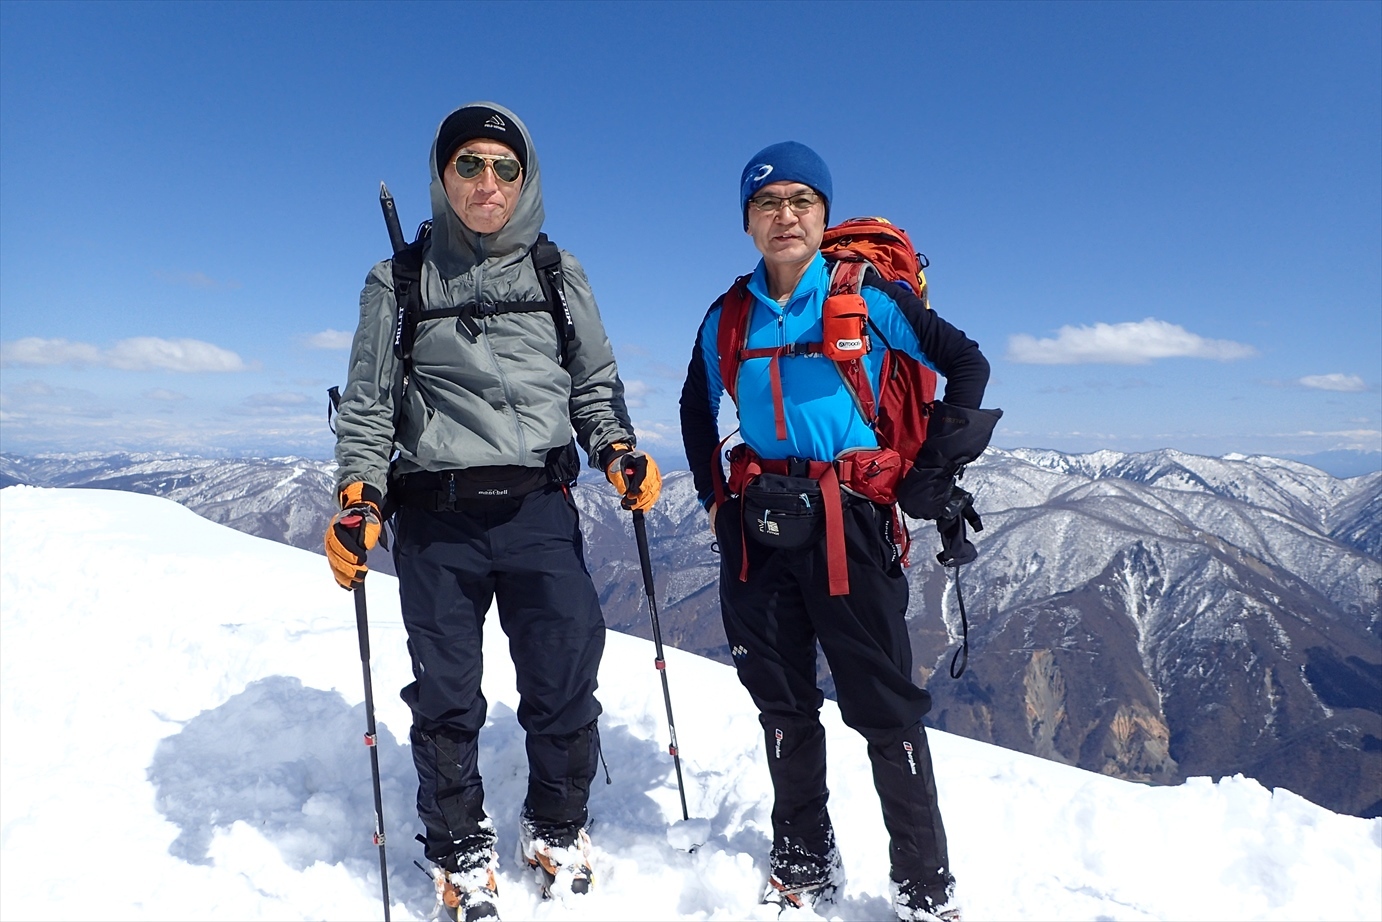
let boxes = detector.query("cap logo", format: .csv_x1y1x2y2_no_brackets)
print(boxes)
483,113,508,130
750,163,773,182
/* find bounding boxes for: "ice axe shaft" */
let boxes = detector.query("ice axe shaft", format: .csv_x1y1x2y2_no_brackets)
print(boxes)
632,510,690,821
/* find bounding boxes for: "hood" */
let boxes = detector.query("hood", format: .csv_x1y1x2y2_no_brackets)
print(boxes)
427,101,545,277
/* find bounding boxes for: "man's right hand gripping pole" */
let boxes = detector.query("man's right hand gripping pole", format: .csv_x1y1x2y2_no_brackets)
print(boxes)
325,483,383,590
604,442,663,512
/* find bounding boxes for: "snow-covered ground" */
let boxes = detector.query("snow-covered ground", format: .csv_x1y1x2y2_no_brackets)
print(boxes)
1,486,1378,921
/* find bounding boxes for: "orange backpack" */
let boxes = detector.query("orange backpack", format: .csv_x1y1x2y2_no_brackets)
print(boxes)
716,217,938,491
712,218,940,595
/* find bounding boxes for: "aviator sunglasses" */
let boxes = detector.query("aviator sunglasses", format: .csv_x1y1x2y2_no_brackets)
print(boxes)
453,152,523,183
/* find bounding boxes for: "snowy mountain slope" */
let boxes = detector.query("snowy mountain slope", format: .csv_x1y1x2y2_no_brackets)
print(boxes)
918,451,1381,816
576,457,1382,818
4,449,1379,818
0,451,338,555
1,485,1379,921
1005,447,1381,543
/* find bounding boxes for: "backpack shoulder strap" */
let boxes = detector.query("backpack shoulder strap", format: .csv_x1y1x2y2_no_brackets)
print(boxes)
827,255,868,297
715,275,753,402
389,221,432,432
823,255,880,426
531,232,574,361
390,226,430,359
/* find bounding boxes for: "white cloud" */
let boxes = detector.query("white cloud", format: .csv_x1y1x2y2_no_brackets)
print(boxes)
229,392,317,417
622,379,652,409
1007,318,1257,365
1298,373,1367,393
303,329,354,350
243,392,310,408
1282,428,1382,442
0,338,104,367
0,379,113,419
1,337,252,372
631,420,680,446
143,388,189,401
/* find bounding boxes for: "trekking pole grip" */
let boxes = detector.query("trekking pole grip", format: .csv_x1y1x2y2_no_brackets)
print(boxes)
633,511,656,589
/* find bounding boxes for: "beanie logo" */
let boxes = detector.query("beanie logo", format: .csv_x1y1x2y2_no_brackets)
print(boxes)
750,163,773,182
483,113,508,130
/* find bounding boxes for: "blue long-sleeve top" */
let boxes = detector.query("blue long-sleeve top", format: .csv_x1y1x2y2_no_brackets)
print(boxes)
680,252,990,509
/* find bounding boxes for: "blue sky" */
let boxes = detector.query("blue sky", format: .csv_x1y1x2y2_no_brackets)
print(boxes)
2,1,1379,472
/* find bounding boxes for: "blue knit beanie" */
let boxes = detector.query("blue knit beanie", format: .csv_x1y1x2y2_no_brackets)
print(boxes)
740,141,832,229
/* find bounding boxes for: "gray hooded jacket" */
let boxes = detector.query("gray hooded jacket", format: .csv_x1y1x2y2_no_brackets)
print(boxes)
334,103,634,496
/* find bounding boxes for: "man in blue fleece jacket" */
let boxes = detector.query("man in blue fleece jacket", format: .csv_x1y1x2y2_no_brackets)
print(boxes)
679,141,989,922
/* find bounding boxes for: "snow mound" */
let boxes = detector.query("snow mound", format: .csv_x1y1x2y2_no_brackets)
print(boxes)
1,486,1378,920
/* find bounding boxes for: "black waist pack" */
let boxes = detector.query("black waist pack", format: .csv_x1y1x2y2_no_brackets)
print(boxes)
391,442,579,512
400,465,548,509
742,473,823,549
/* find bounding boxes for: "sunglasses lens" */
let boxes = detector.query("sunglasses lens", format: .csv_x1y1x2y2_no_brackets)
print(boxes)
454,155,521,183
789,195,817,211
454,155,485,179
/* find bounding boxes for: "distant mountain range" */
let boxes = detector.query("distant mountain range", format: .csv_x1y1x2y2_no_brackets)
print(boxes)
3,448,1378,818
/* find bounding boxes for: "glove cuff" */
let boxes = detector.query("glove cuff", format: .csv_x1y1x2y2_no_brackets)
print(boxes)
599,441,634,472
339,482,384,511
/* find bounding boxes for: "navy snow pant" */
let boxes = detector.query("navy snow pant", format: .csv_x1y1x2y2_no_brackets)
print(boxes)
392,486,604,865
718,494,953,900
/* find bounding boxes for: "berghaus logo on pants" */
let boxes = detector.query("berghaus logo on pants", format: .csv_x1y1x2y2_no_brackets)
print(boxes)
775,728,784,758
903,740,917,775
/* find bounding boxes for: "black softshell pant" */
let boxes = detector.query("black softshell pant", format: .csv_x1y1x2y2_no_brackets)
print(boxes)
719,494,952,898
393,486,604,865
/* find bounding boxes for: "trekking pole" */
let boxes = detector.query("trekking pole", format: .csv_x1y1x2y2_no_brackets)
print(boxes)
341,526,391,922
631,510,690,821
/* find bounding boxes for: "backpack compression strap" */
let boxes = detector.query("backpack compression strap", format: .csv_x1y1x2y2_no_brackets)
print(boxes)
410,234,572,361
718,261,887,444
717,277,826,442
393,230,574,398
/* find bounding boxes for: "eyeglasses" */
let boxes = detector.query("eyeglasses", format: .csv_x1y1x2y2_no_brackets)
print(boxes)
748,192,822,215
453,153,523,183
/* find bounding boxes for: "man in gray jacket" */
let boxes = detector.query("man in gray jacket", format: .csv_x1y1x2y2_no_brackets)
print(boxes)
325,101,661,921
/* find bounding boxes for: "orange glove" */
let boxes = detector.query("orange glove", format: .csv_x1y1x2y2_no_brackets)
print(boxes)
324,482,383,590
604,443,662,512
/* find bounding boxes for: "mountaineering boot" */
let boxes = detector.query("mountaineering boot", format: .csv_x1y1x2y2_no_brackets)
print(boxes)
892,876,960,922
760,823,845,912
431,834,500,922
518,810,594,898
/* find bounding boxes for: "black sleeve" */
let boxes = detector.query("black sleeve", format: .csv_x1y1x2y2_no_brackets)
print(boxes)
679,304,723,509
867,277,990,409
